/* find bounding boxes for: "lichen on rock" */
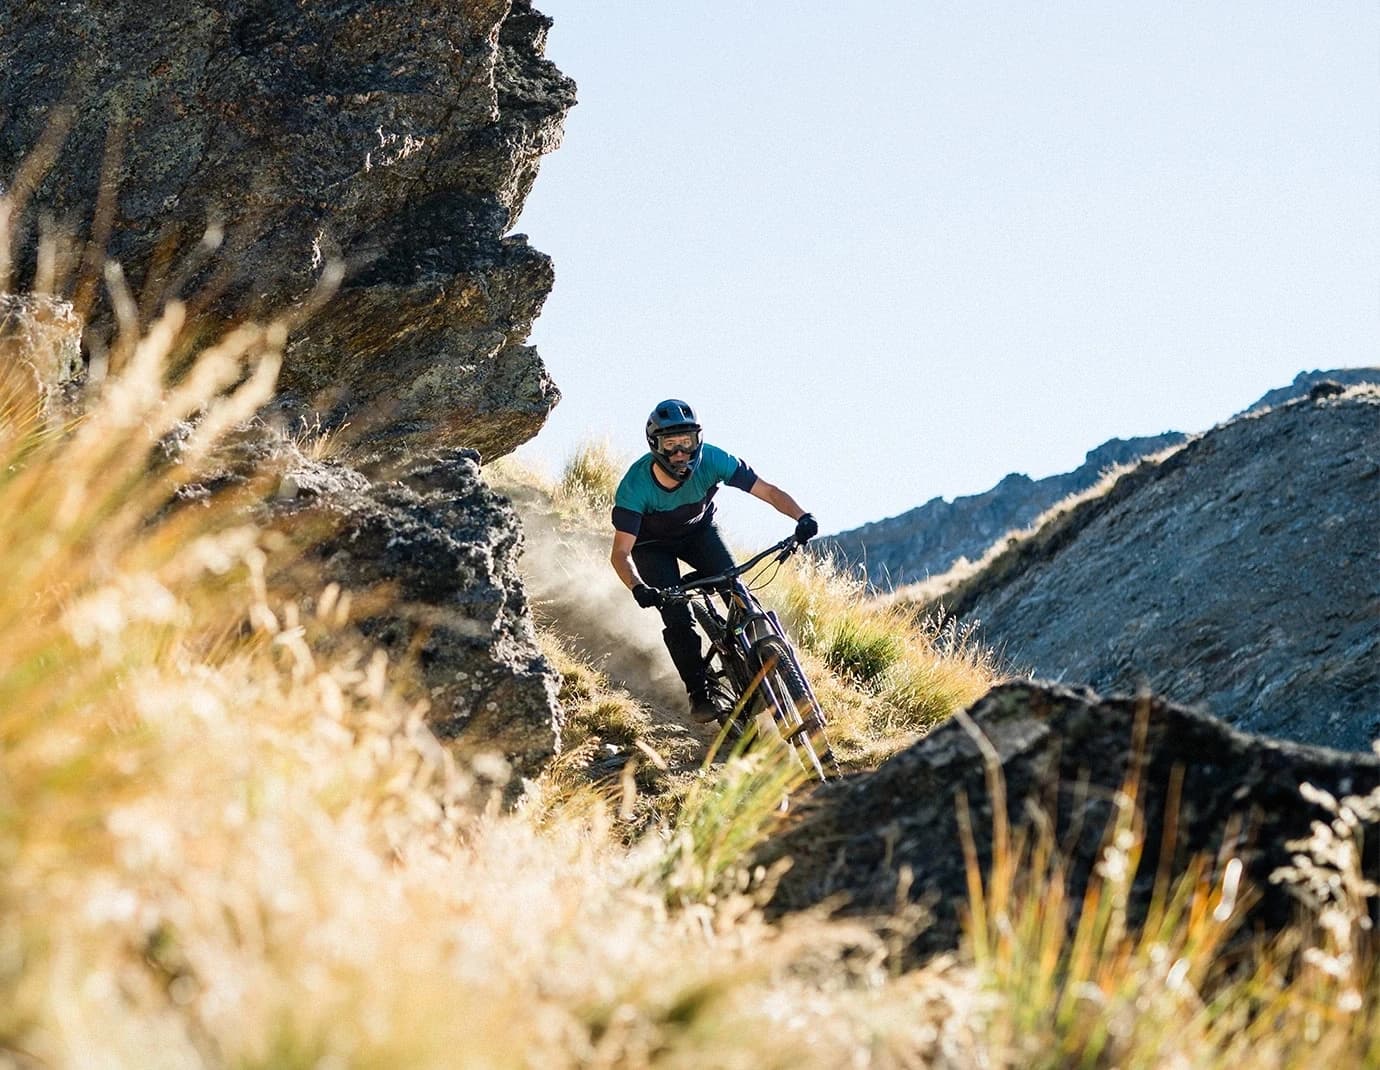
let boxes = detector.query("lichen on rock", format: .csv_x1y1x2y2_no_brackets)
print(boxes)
1,0,576,779
1,0,576,458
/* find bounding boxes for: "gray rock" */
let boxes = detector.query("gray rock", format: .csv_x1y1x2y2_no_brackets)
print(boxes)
946,389,1380,752
823,368,1379,591
269,446,563,781
0,0,575,459
760,681,1380,960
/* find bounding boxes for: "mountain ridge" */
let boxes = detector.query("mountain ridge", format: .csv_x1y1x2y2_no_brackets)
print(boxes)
940,385,1380,751
821,367,1380,589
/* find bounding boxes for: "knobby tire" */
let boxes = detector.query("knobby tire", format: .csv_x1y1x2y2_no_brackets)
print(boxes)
750,636,834,781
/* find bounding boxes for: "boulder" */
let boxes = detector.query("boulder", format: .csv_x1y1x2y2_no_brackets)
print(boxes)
268,446,563,780
760,681,1380,960
0,0,575,458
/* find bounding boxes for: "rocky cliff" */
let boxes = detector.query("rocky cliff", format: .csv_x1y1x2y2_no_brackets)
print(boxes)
1,1,575,778
941,387,1380,753
822,368,1378,590
1,0,574,459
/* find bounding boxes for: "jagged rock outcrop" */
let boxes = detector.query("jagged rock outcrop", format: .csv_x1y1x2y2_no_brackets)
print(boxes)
267,446,562,779
823,368,1378,591
2,3,576,778
943,389,1380,752
820,433,1185,589
0,0,575,458
759,682,1380,960
1243,367,1380,414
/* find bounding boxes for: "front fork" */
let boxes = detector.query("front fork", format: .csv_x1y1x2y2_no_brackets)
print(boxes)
741,604,827,723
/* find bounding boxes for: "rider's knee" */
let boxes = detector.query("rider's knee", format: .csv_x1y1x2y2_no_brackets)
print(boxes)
659,603,694,632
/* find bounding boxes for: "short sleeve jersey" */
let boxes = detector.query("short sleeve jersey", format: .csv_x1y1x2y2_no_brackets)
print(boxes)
611,443,758,543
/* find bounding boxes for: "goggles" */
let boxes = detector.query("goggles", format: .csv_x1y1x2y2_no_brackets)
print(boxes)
656,431,700,456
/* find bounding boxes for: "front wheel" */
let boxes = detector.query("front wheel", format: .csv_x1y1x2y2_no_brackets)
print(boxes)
749,636,836,781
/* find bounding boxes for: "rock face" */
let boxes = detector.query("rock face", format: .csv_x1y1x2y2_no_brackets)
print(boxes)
269,447,562,780
760,682,1380,960
822,368,1378,591
819,433,1185,589
944,389,1380,752
2,3,576,777
0,0,575,459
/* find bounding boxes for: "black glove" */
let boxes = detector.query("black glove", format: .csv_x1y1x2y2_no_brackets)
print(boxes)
632,583,663,609
794,513,819,544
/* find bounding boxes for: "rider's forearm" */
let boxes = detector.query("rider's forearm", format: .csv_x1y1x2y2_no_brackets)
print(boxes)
610,549,644,591
773,489,807,520
752,479,808,521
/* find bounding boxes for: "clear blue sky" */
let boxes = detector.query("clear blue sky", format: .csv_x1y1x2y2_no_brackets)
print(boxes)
513,1,1379,549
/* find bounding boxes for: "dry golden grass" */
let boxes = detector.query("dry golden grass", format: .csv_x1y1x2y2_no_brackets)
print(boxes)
955,709,1380,1069
0,299,982,1067
558,437,625,512
2,282,1375,1067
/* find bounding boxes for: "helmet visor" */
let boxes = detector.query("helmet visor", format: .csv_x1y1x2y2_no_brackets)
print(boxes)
656,430,700,456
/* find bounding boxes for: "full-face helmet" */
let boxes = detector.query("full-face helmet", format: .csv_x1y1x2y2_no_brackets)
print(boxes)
645,399,702,482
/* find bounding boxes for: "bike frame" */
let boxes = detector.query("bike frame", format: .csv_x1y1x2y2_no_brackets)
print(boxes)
662,536,834,779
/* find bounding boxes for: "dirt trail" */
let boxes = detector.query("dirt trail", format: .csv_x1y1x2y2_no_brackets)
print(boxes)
503,483,718,771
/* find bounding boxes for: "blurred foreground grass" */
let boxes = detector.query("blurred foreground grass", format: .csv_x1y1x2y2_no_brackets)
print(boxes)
1,296,1376,1067
0,300,979,1066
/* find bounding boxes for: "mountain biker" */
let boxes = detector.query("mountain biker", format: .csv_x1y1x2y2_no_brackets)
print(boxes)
609,399,818,724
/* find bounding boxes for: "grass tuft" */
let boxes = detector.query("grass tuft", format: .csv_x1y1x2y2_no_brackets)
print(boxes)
957,707,1380,1068
757,549,999,762
558,438,625,512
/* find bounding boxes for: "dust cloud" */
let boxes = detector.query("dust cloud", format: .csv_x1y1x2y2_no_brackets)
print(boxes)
512,493,689,715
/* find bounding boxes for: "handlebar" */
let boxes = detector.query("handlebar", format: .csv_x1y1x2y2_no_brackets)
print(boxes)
659,535,800,603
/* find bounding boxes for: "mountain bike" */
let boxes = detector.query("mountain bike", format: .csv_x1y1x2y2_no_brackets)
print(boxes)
661,535,837,781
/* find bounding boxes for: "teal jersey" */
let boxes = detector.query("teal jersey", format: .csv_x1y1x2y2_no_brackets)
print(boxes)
612,443,758,542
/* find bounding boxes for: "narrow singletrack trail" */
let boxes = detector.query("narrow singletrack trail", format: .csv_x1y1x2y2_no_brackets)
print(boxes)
503,483,721,773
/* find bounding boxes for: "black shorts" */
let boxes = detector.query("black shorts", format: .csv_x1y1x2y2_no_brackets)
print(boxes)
632,521,735,631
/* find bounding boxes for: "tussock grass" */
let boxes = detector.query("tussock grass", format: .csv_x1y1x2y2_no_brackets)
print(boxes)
956,709,1380,1068
649,742,808,904
558,437,625,512
542,630,652,752
0,313,980,1064
757,550,998,762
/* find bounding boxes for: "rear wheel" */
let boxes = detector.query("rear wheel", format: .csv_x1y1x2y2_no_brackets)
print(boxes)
750,636,835,780
704,668,751,743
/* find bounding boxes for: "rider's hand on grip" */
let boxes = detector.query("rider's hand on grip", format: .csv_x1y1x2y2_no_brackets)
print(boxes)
632,583,664,609
794,513,818,544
